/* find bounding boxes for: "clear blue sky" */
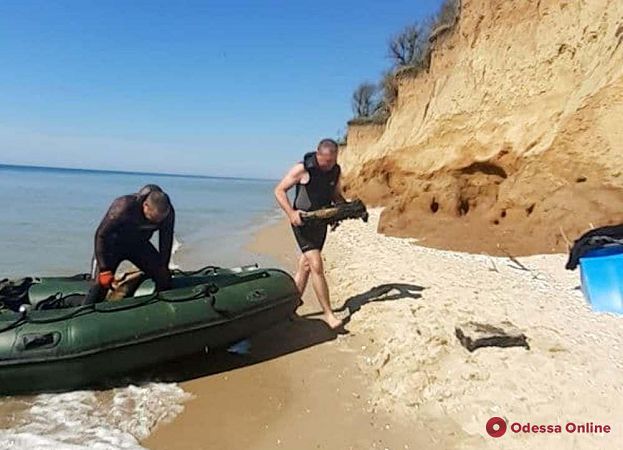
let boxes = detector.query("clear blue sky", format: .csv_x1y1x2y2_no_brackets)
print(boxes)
0,0,442,179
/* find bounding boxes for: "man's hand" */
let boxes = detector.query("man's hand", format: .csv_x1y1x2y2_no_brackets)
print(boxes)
98,270,114,289
289,210,304,227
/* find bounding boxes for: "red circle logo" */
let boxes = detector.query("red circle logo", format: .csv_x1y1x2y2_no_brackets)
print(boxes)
486,417,507,438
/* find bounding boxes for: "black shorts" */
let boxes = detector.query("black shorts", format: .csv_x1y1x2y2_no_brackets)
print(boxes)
292,223,328,253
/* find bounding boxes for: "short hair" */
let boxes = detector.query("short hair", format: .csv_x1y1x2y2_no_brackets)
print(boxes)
145,191,171,217
317,138,338,153
138,184,163,197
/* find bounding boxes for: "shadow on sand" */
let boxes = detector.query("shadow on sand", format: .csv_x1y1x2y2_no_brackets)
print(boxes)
102,283,425,388
337,282,424,320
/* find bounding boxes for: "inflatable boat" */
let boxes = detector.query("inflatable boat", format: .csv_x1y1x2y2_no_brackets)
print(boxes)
0,265,300,394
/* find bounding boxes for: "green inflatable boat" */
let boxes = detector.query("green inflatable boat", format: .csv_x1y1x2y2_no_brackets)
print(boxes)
0,265,300,394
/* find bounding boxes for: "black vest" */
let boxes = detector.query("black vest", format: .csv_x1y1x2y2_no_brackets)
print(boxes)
294,152,341,211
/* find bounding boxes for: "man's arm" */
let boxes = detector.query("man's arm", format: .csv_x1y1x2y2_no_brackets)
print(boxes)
274,163,306,226
94,197,131,270
159,207,175,268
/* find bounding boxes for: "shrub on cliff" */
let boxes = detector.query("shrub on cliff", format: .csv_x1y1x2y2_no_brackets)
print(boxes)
388,23,430,69
348,0,461,126
347,115,389,126
351,82,381,118
388,0,460,73
379,70,399,112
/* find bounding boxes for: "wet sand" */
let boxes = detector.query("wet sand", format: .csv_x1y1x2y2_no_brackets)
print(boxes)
144,218,456,450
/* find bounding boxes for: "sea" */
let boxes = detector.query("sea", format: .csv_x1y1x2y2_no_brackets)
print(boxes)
0,164,284,449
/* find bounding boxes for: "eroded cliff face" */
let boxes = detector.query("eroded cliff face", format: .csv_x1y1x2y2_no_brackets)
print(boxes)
340,0,623,255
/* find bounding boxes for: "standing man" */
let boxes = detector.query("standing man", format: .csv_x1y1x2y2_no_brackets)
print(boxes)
84,185,175,304
274,139,345,329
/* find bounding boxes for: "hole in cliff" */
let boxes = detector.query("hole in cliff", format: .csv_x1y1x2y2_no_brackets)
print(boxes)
458,198,470,216
430,198,439,214
576,176,587,183
500,210,507,218
460,162,508,179
526,204,535,216
493,219,500,225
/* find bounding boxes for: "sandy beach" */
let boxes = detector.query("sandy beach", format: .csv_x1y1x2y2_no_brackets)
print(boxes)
320,210,623,449
144,214,453,450
145,209,623,450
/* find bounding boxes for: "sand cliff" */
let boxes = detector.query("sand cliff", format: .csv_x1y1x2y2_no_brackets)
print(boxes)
340,0,623,255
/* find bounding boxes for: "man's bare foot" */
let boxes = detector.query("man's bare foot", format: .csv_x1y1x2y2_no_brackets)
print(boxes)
322,313,344,329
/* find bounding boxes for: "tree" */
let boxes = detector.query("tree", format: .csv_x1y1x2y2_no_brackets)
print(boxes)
388,23,430,68
351,82,379,118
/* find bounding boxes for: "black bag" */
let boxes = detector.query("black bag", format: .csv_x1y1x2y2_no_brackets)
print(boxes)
0,277,34,312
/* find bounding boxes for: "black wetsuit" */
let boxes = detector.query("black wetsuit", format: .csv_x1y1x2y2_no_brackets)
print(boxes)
292,152,341,252
84,191,175,304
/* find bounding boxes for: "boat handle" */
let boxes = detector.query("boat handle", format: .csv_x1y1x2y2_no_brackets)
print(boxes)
19,332,61,351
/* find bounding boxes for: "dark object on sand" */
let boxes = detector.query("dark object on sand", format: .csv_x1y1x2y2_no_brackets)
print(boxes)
455,321,529,352
0,265,300,394
300,199,369,228
566,224,623,270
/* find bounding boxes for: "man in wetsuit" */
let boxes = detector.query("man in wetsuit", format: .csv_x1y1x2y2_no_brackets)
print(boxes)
274,138,345,329
84,185,175,304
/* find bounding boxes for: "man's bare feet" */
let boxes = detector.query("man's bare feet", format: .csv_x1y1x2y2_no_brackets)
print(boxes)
322,312,344,329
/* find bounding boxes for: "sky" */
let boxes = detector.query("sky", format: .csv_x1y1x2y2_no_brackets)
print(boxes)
0,0,443,179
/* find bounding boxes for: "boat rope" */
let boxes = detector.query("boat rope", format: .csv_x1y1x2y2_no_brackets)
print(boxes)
0,283,221,332
171,265,220,276
0,268,273,333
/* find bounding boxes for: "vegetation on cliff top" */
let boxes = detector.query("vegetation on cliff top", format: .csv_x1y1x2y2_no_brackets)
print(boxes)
349,0,460,126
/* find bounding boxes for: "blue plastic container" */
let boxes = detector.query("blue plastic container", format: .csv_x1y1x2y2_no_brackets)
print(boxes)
579,245,623,314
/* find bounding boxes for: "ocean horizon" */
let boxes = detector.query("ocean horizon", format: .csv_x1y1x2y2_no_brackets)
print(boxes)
0,163,278,183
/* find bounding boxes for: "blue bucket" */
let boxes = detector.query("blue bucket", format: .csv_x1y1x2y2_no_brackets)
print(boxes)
579,245,623,314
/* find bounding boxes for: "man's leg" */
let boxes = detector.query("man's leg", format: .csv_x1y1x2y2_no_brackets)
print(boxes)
303,249,342,329
84,281,108,305
294,253,311,294
128,242,171,291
